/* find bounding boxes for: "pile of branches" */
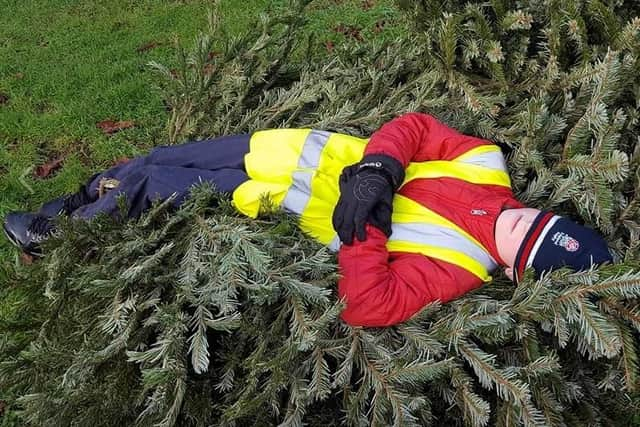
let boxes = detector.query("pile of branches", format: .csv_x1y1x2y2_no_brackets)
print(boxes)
2,0,640,426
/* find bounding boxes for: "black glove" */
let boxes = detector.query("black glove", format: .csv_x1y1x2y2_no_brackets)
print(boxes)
332,154,404,245
368,197,393,238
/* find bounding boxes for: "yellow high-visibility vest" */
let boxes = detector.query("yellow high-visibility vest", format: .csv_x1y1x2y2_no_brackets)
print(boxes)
232,129,511,282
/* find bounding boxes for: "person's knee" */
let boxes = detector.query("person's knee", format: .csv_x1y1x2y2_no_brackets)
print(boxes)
144,164,159,172
137,165,180,196
148,145,169,159
136,164,162,179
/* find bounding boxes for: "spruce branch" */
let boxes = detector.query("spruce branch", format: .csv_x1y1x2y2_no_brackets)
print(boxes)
4,0,640,425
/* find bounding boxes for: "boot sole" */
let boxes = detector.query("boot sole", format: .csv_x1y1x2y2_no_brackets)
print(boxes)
3,222,43,257
2,222,21,248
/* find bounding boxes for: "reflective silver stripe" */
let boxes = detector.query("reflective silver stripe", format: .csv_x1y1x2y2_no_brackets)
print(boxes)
299,130,331,168
389,222,498,271
281,130,331,214
281,187,310,215
458,150,507,172
291,170,312,194
327,235,341,252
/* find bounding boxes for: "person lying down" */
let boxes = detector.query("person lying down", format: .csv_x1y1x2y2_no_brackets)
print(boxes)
3,113,613,326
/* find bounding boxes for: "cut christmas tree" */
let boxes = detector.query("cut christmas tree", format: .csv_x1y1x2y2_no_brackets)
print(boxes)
2,0,640,426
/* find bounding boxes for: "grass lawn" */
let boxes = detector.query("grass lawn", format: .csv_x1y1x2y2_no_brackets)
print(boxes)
0,0,402,423
0,0,402,273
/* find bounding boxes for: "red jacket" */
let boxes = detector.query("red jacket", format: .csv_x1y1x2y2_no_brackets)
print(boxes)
337,113,524,327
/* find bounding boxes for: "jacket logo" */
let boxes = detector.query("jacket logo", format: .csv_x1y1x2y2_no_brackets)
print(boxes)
551,232,580,252
358,161,383,169
470,209,487,216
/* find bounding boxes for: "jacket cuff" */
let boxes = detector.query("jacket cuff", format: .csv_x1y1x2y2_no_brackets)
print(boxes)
359,154,406,190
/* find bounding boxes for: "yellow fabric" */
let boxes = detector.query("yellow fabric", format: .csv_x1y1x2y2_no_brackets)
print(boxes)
234,129,314,218
300,133,367,244
232,129,506,280
243,129,311,182
391,195,488,254
403,161,511,188
386,240,492,281
232,180,289,218
390,195,492,280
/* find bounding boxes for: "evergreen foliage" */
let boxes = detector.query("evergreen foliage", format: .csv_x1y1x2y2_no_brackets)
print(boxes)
2,0,640,425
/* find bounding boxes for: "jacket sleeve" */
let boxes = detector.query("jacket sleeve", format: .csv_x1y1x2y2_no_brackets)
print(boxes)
364,112,491,166
337,225,484,327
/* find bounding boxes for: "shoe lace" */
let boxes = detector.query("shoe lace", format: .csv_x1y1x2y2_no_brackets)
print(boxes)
27,216,54,241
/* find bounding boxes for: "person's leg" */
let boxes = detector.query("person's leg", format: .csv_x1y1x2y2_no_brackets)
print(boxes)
71,164,249,219
73,134,250,204
146,134,250,170
4,134,251,255
36,134,250,216
4,164,248,256
34,158,146,218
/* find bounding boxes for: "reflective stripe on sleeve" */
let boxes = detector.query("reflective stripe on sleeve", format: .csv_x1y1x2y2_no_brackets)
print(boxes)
327,235,341,252
299,130,331,168
453,145,502,162
457,150,507,171
281,130,331,215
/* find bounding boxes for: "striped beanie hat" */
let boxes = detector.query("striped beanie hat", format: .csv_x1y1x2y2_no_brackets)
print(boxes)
513,211,613,282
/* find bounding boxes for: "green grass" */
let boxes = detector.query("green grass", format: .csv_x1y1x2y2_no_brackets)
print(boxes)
0,0,401,271
0,0,401,423
0,1,213,227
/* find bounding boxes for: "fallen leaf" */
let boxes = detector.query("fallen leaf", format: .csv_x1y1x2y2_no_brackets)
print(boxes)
114,157,131,166
0,92,9,105
14,72,24,79
34,157,64,178
136,41,161,53
169,69,179,79
97,120,135,135
373,20,386,33
325,40,335,53
362,0,374,10
207,51,221,61
20,252,35,265
203,63,215,75
333,24,363,41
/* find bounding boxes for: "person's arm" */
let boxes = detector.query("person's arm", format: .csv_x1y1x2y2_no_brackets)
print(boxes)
337,225,484,327
335,113,495,327
333,113,496,245
364,112,493,166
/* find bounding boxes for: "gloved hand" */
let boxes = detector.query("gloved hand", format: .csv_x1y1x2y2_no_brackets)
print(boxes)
367,197,393,238
332,154,404,245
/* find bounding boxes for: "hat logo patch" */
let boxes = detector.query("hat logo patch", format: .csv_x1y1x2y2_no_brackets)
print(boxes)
551,231,580,252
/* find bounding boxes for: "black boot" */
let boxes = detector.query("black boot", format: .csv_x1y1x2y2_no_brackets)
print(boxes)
3,213,56,257
61,186,94,215
38,185,95,218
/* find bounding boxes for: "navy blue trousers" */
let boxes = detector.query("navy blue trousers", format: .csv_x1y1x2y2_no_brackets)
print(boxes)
41,134,250,219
